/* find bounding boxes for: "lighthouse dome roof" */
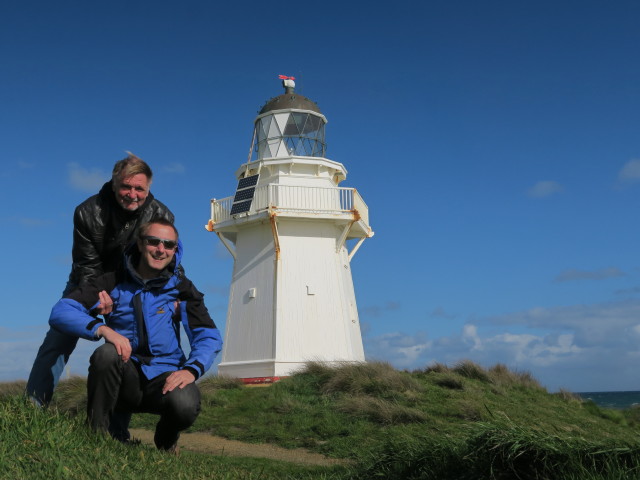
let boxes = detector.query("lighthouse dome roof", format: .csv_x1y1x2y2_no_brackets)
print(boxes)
259,91,322,115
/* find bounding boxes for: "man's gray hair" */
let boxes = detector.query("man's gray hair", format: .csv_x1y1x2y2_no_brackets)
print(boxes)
112,152,153,183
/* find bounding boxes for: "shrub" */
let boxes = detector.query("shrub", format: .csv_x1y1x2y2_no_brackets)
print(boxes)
555,388,583,404
488,363,545,391
318,362,424,398
415,362,450,374
198,375,243,395
433,376,464,390
336,396,427,425
0,380,27,399
452,360,490,382
51,376,87,416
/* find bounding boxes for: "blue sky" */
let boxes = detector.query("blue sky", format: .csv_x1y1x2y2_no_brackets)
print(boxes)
1,1,639,392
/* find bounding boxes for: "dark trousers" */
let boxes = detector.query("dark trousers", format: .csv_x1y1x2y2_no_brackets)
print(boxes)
87,344,201,449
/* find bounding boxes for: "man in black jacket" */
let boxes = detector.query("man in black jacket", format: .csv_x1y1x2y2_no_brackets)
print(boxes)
27,153,174,420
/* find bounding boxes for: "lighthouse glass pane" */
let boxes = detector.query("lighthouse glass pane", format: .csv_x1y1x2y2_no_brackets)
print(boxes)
302,114,322,135
275,140,289,157
284,114,299,135
257,117,269,142
268,116,281,138
274,113,288,134
267,138,280,157
290,113,307,134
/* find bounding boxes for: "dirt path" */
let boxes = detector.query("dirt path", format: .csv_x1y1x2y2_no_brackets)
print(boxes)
129,429,349,466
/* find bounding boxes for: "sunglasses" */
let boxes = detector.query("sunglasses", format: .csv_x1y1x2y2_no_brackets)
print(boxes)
142,236,178,250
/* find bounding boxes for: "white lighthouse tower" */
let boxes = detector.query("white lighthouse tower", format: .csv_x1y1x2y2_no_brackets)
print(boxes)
207,77,373,382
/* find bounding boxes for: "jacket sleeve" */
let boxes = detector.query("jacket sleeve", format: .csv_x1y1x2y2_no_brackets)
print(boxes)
71,205,104,283
49,298,105,340
177,278,222,379
49,273,116,340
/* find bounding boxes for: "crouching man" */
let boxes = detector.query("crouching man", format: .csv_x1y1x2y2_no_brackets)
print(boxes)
49,219,222,451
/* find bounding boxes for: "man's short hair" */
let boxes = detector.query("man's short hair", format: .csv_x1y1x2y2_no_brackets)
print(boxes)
137,219,179,242
112,152,153,183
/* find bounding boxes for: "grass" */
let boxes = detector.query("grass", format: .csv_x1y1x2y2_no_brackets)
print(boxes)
3,361,640,479
0,395,344,479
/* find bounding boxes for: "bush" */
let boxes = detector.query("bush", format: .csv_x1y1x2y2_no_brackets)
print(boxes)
51,376,88,415
0,380,27,399
336,396,427,425
314,362,424,398
452,360,490,383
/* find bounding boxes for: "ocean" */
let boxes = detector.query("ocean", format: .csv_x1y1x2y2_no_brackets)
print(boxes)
576,391,640,410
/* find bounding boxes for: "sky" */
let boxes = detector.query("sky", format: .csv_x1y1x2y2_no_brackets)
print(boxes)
1,0,639,393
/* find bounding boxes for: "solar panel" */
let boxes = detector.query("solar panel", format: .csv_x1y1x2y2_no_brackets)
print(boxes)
238,174,259,189
230,200,253,215
230,174,259,215
233,187,255,202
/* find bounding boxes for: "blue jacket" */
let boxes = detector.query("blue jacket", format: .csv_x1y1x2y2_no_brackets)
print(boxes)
49,240,222,380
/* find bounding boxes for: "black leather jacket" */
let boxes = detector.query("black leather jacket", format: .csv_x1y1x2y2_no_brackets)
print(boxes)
67,181,174,289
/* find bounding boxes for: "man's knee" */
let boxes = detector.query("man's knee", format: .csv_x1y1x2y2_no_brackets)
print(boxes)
89,344,121,371
164,384,201,429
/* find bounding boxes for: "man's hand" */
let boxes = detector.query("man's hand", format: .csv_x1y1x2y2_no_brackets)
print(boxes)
95,290,114,316
97,325,132,362
162,369,195,395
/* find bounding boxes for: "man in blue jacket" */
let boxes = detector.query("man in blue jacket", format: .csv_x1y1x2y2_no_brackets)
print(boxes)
49,219,222,451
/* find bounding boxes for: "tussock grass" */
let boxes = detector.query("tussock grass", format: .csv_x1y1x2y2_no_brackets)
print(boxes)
198,375,244,394
51,375,88,415
452,359,491,382
624,405,640,428
353,419,640,480
556,388,584,404
433,376,464,390
487,363,544,390
298,361,423,398
421,362,450,374
335,396,427,425
0,380,26,398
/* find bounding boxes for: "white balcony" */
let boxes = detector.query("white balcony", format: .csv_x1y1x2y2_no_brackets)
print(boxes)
210,184,371,235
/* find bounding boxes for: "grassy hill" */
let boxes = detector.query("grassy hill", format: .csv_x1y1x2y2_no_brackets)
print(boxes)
3,361,640,479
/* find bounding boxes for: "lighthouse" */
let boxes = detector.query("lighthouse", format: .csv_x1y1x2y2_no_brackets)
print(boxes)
207,77,373,381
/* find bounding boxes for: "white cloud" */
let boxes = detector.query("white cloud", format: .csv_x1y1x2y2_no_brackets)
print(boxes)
363,298,640,391
162,163,186,174
618,159,640,184
68,163,108,192
527,180,564,198
554,266,626,282
365,331,431,367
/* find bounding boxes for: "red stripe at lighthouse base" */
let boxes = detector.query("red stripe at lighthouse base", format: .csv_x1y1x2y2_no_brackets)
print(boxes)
241,376,283,385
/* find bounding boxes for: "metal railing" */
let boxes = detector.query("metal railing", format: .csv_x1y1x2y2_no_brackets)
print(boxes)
210,184,369,225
